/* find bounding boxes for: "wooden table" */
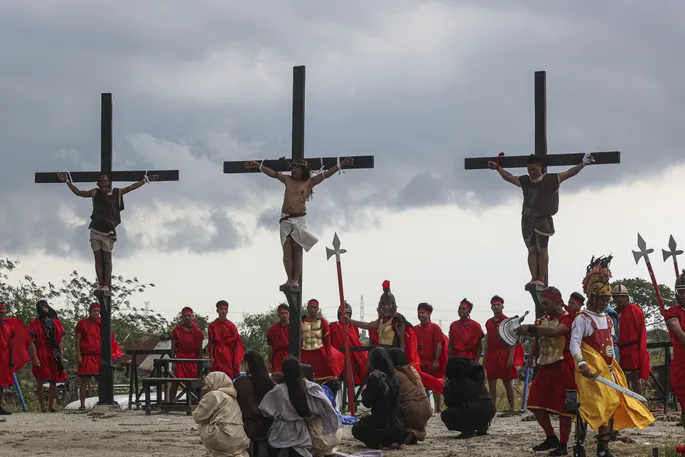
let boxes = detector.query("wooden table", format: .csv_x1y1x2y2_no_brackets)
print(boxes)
126,348,171,410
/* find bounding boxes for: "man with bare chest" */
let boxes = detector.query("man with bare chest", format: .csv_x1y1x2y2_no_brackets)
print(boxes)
245,158,353,287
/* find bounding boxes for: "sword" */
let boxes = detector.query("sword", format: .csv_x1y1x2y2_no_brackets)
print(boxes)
595,375,647,403
662,234,683,279
632,233,666,312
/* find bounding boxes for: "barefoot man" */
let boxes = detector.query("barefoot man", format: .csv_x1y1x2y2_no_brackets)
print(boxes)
57,172,159,293
487,154,594,286
244,158,354,287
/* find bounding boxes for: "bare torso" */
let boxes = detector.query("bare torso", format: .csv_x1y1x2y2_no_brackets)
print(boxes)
281,177,312,214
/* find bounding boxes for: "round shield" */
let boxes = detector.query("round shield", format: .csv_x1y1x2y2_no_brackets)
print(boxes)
497,311,530,348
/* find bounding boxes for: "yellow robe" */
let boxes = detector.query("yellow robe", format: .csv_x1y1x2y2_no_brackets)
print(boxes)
575,341,654,430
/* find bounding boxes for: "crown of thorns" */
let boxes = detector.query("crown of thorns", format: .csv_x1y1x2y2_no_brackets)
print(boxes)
280,157,309,169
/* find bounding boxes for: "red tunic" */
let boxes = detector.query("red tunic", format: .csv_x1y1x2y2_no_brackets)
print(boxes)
414,321,448,378
75,318,125,376
266,322,290,373
527,312,577,417
616,304,650,380
300,317,345,381
6,317,30,372
665,305,685,405
0,321,15,388
171,324,205,378
208,319,245,378
369,329,379,345
449,318,484,361
329,321,368,385
28,318,68,383
484,315,525,380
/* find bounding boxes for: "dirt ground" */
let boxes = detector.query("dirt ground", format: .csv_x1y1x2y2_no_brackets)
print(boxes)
0,409,680,457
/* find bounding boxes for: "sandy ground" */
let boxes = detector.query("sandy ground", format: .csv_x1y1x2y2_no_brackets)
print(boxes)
0,409,680,457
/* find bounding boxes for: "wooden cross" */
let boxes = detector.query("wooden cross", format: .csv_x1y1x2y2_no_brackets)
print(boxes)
223,66,375,359
463,71,621,317
34,93,180,405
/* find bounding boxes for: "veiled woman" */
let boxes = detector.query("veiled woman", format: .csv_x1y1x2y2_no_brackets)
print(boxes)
351,347,404,449
233,351,276,446
440,356,496,439
388,348,432,444
192,372,250,457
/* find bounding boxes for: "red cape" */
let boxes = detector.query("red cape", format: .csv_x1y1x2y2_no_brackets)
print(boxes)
6,318,30,371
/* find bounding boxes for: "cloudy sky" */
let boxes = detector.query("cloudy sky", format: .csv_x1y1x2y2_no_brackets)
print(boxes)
2,1,684,331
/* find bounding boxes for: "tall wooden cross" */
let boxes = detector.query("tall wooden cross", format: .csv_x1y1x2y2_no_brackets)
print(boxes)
223,66,375,359
464,71,621,317
34,93,179,405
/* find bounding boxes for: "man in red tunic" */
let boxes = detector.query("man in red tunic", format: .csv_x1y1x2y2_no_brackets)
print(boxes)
329,302,367,385
208,300,245,378
266,303,290,373
28,300,67,412
448,299,484,362
484,295,524,410
300,299,344,381
170,307,205,397
415,302,448,412
0,303,15,415
611,284,650,397
75,303,125,409
517,287,577,456
665,270,685,430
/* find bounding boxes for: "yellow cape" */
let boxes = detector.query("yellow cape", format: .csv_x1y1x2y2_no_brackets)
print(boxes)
575,342,654,430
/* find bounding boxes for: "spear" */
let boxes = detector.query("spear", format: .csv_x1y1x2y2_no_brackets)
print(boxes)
632,233,666,312
326,232,356,415
662,234,683,279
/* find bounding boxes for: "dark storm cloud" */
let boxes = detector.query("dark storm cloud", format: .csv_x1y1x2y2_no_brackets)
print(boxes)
1,0,684,259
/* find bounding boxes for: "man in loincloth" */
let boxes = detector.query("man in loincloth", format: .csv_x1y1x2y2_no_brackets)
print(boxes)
483,295,524,411
487,154,594,286
329,302,368,385
517,287,577,456
414,302,448,412
75,303,124,409
244,157,354,287
57,172,158,294
571,256,653,457
300,299,345,381
611,284,649,396
448,299,484,363
208,300,245,378
664,269,685,430
265,303,290,373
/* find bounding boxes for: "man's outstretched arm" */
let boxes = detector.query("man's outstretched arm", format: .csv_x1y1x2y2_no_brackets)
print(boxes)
245,160,286,183
121,175,159,196
57,173,94,198
560,153,595,183
487,162,521,187
310,157,354,186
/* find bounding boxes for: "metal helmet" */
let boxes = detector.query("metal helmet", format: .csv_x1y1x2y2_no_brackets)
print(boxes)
676,269,685,291
611,284,629,296
337,302,353,318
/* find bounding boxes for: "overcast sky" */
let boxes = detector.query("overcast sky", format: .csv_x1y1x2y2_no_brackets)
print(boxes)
2,1,684,331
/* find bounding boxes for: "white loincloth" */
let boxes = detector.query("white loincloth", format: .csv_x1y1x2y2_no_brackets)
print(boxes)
280,213,318,252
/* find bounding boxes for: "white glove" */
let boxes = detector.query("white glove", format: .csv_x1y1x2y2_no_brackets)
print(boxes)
582,153,595,165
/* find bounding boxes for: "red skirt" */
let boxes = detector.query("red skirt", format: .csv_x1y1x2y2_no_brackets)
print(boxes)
671,362,685,405
301,346,344,380
485,349,517,380
420,360,446,379
272,349,288,373
78,353,100,376
32,349,68,383
527,357,577,417
0,349,12,388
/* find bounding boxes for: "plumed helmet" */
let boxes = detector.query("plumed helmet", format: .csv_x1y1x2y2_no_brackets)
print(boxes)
582,255,613,299
611,284,629,296
676,269,685,291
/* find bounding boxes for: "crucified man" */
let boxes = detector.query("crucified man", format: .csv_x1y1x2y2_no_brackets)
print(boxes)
487,153,594,286
244,157,353,287
57,172,158,294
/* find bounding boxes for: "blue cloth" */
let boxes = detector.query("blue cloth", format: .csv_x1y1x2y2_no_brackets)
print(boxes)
322,384,357,425
605,306,621,364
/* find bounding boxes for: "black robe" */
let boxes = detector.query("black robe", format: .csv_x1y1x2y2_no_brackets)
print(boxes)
441,356,496,432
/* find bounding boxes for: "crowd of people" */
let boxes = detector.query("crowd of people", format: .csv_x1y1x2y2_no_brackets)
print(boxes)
2,265,685,457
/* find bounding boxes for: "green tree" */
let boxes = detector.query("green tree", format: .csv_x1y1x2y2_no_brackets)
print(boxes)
611,278,675,329
239,307,280,360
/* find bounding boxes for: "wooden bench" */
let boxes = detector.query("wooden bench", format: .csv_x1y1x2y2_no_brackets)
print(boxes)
142,377,204,416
